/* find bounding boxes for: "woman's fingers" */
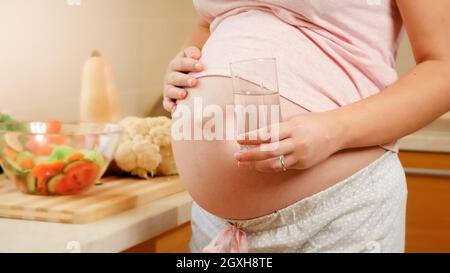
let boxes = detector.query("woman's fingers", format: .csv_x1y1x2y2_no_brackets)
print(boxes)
235,138,295,162
239,154,298,173
237,122,291,146
183,46,202,60
164,86,187,100
162,86,186,113
162,46,202,113
170,57,204,72
163,97,176,113
166,72,198,88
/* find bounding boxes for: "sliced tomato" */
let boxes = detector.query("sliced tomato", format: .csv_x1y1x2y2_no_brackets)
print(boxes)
55,162,100,195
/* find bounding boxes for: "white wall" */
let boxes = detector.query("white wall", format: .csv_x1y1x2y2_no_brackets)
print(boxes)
396,36,416,76
0,0,198,121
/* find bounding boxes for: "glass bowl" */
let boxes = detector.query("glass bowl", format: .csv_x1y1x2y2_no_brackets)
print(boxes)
0,121,123,196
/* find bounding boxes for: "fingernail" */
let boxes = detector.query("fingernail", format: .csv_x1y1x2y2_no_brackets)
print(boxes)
195,63,204,70
238,162,250,168
188,78,197,87
179,91,187,99
171,105,177,113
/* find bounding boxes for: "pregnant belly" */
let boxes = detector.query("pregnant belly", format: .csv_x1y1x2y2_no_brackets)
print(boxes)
172,77,385,220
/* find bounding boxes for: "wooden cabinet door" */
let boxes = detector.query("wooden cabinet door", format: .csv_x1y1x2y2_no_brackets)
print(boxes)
399,152,450,253
124,223,192,253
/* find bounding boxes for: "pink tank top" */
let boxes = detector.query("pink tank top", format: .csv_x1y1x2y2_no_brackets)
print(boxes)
192,0,404,150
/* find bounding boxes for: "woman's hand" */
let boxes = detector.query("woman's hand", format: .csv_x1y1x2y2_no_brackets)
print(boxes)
163,46,204,112
234,112,344,173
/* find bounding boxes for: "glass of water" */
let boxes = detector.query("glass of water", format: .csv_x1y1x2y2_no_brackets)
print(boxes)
230,58,281,149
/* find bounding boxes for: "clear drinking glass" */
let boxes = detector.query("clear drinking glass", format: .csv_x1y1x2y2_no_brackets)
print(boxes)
230,58,281,150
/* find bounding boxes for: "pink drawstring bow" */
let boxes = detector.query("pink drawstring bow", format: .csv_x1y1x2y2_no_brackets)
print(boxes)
203,225,249,253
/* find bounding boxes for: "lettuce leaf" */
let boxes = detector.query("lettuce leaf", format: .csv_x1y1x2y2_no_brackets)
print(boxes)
47,146,77,162
0,113,27,173
0,113,26,132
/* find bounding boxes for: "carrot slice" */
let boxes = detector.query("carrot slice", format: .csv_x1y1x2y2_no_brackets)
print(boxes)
48,136,70,145
35,145,54,156
32,161,65,177
31,164,44,177
5,147,18,160
47,121,62,134
19,158,35,170
68,152,84,161
48,161,65,172
25,139,38,153
32,161,65,194
25,138,48,154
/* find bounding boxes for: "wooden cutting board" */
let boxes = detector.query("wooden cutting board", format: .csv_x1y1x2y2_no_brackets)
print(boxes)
0,176,185,224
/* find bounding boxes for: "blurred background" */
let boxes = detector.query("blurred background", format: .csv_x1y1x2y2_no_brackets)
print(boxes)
0,0,198,121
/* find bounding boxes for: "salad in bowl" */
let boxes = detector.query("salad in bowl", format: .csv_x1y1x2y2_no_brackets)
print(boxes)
0,119,122,196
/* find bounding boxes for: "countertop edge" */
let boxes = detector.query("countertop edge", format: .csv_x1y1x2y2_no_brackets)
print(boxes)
399,133,450,154
0,191,193,253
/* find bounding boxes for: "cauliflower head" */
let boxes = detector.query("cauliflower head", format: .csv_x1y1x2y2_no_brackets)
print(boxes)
146,117,172,146
120,117,149,139
156,145,178,176
114,116,176,179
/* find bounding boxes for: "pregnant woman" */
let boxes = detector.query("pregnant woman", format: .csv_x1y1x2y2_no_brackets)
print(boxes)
163,0,450,253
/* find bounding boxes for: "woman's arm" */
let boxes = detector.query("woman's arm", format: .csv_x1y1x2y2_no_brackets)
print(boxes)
334,0,450,150
182,18,211,50
163,18,210,112
235,0,450,172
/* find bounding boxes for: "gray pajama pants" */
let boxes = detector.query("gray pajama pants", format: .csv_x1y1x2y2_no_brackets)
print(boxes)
190,151,408,253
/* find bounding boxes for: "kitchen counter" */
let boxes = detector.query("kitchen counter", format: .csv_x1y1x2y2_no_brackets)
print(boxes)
0,112,448,253
399,113,450,153
0,191,193,253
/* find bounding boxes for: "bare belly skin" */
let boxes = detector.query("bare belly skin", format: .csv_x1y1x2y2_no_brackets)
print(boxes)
172,77,385,220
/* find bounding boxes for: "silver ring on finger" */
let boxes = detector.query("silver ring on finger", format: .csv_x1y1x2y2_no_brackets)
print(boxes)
279,155,288,172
